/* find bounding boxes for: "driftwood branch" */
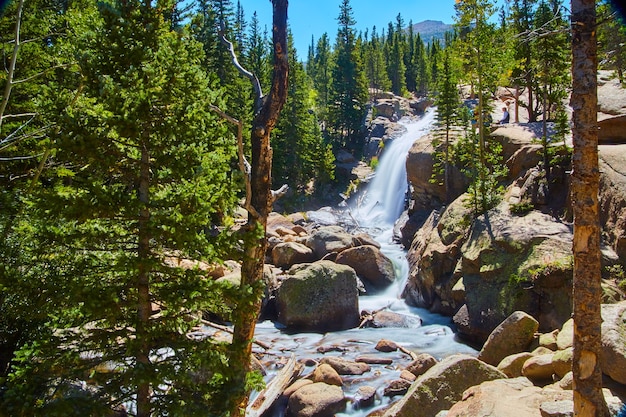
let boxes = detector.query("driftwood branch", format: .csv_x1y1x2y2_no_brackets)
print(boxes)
271,184,289,202
246,354,301,417
208,104,259,219
218,23,264,114
0,0,25,134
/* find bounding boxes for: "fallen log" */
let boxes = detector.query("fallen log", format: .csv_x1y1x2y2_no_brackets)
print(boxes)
247,353,302,417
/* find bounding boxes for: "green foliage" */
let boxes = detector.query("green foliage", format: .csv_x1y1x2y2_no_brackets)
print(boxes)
510,201,535,215
597,0,626,82
1,1,241,415
273,33,336,197
455,107,508,215
328,0,369,151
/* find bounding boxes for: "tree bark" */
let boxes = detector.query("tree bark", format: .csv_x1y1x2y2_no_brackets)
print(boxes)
570,0,609,415
230,1,288,416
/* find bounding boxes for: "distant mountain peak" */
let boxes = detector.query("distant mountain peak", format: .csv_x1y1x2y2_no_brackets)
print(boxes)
409,20,453,43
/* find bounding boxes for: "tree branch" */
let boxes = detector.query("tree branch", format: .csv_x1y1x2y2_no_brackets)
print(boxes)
207,104,259,219
0,0,25,134
218,23,264,114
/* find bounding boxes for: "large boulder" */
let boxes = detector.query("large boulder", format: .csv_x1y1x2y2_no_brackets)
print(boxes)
445,377,572,417
601,301,626,384
275,261,360,332
478,311,539,366
272,242,316,269
335,245,395,291
286,382,346,417
453,203,574,343
304,226,356,259
382,354,506,417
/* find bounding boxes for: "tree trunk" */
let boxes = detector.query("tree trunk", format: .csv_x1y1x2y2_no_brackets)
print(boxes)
230,1,289,416
570,0,609,414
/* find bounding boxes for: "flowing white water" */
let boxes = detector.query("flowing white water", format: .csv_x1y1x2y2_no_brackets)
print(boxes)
252,109,476,417
354,108,437,227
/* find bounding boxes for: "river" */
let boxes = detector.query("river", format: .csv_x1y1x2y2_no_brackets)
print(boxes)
252,109,477,416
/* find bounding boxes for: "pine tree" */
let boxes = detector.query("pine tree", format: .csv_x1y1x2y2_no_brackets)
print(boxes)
431,33,461,204
311,33,333,130
2,1,241,415
532,0,570,183
597,0,626,83
363,26,391,97
454,0,508,214
273,32,335,202
329,0,368,150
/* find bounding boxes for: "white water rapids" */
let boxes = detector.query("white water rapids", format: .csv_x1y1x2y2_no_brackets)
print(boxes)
252,109,476,416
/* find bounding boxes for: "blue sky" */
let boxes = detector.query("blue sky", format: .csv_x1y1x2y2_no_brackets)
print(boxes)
236,0,459,57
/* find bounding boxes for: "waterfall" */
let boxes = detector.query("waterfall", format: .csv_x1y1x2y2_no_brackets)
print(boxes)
355,108,436,227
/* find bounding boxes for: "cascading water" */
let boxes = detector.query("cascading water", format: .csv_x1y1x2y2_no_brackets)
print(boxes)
355,108,437,227
253,109,476,417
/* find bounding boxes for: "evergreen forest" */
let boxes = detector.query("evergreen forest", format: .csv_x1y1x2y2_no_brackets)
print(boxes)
0,0,624,415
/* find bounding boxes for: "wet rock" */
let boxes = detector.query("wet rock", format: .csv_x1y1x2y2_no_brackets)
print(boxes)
336,245,395,291
353,232,381,249
304,226,356,259
383,379,411,397
375,339,398,352
382,354,506,417
601,301,626,384
478,311,539,366
363,310,422,329
354,385,377,409
286,382,346,417
355,355,393,365
275,261,360,332
404,353,438,378
312,364,343,386
283,379,314,398
320,356,371,375
272,242,316,269
399,370,417,382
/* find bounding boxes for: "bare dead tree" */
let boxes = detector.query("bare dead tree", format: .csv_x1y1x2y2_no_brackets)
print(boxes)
214,1,289,416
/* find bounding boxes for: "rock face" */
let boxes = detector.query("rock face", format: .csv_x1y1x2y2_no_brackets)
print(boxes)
405,133,468,211
599,144,626,261
478,311,539,366
275,261,360,332
382,354,506,417
601,301,626,384
335,245,395,291
403,197,472,316
453,203,574,343
445,377,572,417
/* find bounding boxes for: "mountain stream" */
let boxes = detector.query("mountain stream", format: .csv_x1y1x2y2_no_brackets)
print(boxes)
251,109,477,416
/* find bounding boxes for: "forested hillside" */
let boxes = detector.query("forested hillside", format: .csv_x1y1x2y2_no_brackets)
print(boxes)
0,0,625,415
